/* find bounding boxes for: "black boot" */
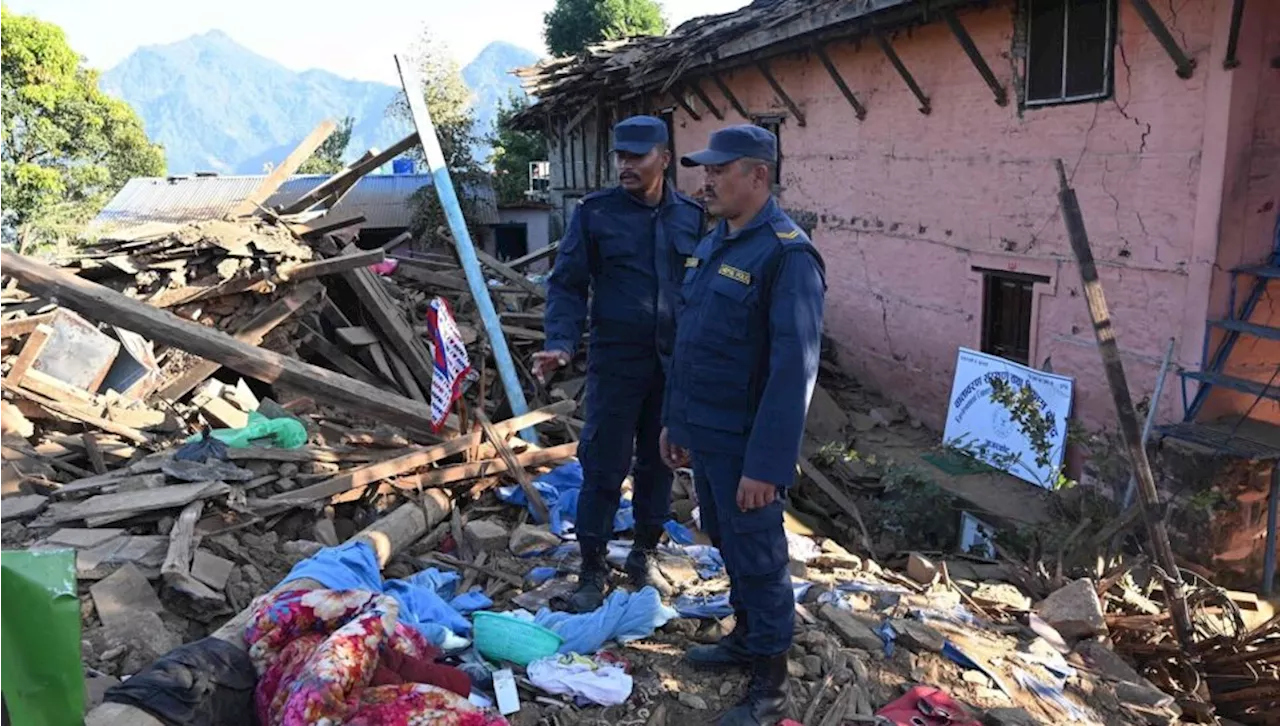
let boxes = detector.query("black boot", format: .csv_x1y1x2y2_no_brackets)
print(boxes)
718,654,789,726
567,541,608,613
624,524,668,592
686,611,752,670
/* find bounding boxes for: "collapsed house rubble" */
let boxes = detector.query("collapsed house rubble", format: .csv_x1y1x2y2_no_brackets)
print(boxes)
2,129,1277,726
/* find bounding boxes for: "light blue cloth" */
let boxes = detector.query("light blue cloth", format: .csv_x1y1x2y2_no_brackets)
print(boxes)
281,541,487,644
664,520,695,545
533,587,677,655
675,594,732,619
877,620,897,657
497,461,634,534
526,567,558,586
674,581,811,620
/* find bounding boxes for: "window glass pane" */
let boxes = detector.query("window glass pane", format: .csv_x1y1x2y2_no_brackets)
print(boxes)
1065,0,1110,97
1027,0,1067,101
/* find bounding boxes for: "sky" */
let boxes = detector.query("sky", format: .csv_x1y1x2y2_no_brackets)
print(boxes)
7,0,751,83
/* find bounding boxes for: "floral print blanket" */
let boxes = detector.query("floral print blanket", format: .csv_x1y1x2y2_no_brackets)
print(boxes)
246,588,508,726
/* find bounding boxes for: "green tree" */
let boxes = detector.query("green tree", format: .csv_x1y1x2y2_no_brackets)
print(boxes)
1,7,165,247
543,0,667,57
298,116,354,175
387,31,486,245
489,93,547,206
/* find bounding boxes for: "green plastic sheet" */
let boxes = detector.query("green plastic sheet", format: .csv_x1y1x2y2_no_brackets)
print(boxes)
1,548,84,726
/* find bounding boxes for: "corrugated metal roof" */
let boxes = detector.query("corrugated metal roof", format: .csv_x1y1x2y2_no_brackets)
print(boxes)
92,173,498,235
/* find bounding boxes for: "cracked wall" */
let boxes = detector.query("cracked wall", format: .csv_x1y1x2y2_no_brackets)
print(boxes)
669,0,1273,431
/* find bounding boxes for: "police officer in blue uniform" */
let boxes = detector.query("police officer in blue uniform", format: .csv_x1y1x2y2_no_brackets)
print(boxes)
660,125,826,726
536,116,704,613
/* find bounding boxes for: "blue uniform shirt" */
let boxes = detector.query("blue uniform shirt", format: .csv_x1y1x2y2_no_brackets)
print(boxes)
544,185,704,378
665,197,826,487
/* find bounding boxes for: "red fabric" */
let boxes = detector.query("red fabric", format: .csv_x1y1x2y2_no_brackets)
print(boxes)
370,648,472,697
876,686,982,726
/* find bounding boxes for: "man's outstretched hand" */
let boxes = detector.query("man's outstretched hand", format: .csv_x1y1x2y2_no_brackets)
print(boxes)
736,476,776,511
659,427,690,469
531,350,570,383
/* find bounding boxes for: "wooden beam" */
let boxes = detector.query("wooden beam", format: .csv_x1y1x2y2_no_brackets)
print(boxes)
165,249,385,307
278,134,419,215
340,248,436,393
872,31,931,115
685,79,724,121
478,411,550,522
1127,0,1196,78
0,312,56,339
942,10,1007,106
158,280,324,401
82,433,108,475
814,44,867,120
2,381,150,444
229,120,337,218
298,328,384,387
334,326,380,347
670,85,703,122
507,241,559,270
797,458,873,554
1054,158,1196,650
288,213,366,238
1,250,443,434
391,258,472,292
756,60,807,126
266,401,574,506
473,247,546,299
393,442,578,489
562,103,595,136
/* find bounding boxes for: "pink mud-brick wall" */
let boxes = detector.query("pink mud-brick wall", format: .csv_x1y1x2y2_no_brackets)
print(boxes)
673,0,1279,433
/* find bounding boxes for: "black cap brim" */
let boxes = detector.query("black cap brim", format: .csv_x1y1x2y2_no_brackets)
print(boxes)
679,148,742,167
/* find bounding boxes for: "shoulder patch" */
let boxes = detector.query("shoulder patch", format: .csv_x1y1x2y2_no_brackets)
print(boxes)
769,217,810,244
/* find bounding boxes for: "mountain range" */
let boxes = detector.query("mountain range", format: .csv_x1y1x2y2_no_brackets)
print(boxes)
100,30,540,175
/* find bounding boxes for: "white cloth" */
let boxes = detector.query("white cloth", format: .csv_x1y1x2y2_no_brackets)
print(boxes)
527,654,633,707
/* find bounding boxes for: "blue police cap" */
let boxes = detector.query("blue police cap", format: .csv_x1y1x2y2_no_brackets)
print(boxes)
680,124,778,167
612,116,669,154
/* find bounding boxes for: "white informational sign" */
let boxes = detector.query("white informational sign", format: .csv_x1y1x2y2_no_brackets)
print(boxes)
942,348,1074,489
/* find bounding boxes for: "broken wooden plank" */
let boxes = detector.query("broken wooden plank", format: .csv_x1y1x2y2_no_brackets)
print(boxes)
2,381,150,444
161,501,204,579
58,481,231,523
385,347,428,403
1,493,48,521
797,458,873,554
341,248,436,393
335,326,380,347
478,411,550,523
82,433,108,475
506,241,559,271
394,442,578,489
229,120,337,218
473,246,546,299
392,261,472,292
298,329,385,387
159,280,324,401
5,323,52,386
365,342,400,387
277,133,419,215
289,212,366,238
0,312,56,339
500,324,546,342
1,250,443,434
266,401,574,506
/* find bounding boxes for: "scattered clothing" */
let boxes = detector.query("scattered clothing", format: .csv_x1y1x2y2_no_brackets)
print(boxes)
102,637,257,726
497,460,635,536
663,520,695,545
785,531,821,562
372,646,471,698
676,579,811,619
1012,667,1093,722
281,541,485,645
245,588,504,726
533,587,677,655
527,653,633,707
526,567,558,586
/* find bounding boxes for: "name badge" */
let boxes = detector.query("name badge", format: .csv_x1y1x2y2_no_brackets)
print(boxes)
685,256,700,268
718,264,752,285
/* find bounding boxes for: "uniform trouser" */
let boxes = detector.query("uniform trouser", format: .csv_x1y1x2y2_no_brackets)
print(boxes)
692,449,794,657
575,370,672,547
